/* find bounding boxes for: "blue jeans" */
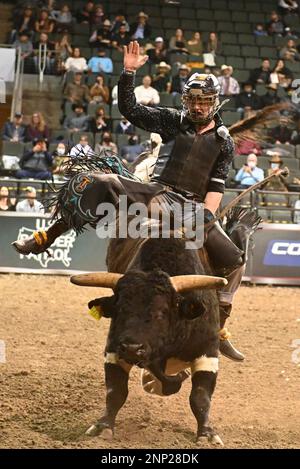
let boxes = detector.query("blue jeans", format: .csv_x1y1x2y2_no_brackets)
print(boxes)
16,169,52,180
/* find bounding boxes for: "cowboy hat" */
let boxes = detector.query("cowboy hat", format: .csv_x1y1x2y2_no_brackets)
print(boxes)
269,154,283,164
221,64,233,73
137,11,148,19
156,61,171,71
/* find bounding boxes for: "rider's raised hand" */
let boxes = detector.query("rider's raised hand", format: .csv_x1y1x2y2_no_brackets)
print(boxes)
123,41,148,72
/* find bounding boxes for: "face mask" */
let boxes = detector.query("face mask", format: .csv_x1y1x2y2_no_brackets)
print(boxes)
271,163,280,169
248,161,256,169
57,147,65,155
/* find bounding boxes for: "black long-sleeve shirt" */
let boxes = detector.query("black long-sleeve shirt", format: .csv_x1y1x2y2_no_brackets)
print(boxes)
118,72,234,193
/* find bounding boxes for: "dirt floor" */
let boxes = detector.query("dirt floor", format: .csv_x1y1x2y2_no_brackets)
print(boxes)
0,274,299,449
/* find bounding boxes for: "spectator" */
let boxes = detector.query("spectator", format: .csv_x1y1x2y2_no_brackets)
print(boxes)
111,22,131,51
76,1,95,24
33,32,55,74
267,11,285,36
87,49,113,74
269,113,292,143
13,31,33,62
91,5,105,28
262,154,288,191
64,47,88,73
146,36,168,64
235,139,262,156
170,64,190,95
291,114,300,144
35,8,54,34
270,59,293,89
111,84,118,105
2,113,27,142
236,82,261,114
249,58,271,87
121,134,144,163
64,103,90,132
94,131,118,154
27,112,50,142
16,186,44,213
52,141,69,175
0,186,15,211
16,139,53,180
168,28,188,55
111,10,130,34
260,83,281,107
187,32,204,56
134,75,160,106
279,39,300,61
130,12,152,41
253,23,268,36
205,32,222,55
89,19,113,48
131,132,162,181
11,5,35,42
89,74,110,104
69,134,93,157
64,72,90,106
218,64,240,97
54,32,73,73
278,0,299,15
152,61,171,93
51,4,73,30
115,116,135,134
89,106,111,133
235,153,264,188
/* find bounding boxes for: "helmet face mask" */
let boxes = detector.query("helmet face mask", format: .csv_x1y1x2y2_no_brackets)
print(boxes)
182,74,220,125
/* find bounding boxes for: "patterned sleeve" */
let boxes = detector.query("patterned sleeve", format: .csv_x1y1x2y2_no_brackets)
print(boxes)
118,72,176,141
207,135,235,193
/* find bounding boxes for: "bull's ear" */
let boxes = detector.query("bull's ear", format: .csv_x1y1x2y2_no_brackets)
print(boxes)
178,293,206,320
88,295,116,319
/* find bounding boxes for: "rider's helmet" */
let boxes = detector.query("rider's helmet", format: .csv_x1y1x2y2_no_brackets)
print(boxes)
182,73,220,126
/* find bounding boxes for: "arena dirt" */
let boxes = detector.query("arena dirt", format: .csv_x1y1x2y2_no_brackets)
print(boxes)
0,274,299,449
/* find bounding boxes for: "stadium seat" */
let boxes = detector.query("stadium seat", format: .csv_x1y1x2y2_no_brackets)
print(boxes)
159,93,174,107
2,141,24,157
241,46,259,57
231,11,248,23
238,34,256,46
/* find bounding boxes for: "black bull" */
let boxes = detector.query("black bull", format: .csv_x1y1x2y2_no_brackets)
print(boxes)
71,235,229,445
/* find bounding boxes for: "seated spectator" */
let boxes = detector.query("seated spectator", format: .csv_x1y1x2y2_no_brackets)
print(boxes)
147,37,168,64
111,22,131,51
27,112,50,142
270,59,293,89
168,28,188,55
152,62,171,93
262,154,288,191
95,131,118,154
87,49,113,74
13,31,33,64
130,11,152,41
76,1,95,24
253,23,268,36
64,72,90,106
236,82,261,114
89,19,112,48
291,114,300,144
115,116,135,134
260,83,281,107
51,4,73,31
91,5,105,28
235,139,262,156
89,74,110,104
279,39,300,61
33,32,55,74
278,0,299,15
205,31,222,55
170,64,190,95
0,186,15,211
16,139,53,180
2,112,27,142
16,186,44,213
218,65,240,97
64,47,88,73
10,5,35,42
235,153,264,188
131,133,162,181
54,32,73,73
52,141,69,175
269,114,293,143
89,106,111,133
187,32,203,56
69,134,93,157
249,58,271,87
111,10,130,34
267,11,286,36
121,134,144,163
64,103,90,133
35,8,54,34
134,75,160,106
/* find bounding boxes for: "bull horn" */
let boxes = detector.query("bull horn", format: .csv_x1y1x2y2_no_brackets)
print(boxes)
70,272,123,288
170,275,228,292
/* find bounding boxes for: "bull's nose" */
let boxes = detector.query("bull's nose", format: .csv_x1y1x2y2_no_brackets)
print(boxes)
120,343,144,354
